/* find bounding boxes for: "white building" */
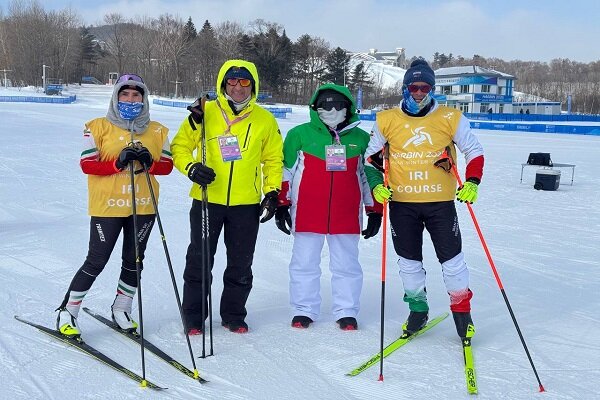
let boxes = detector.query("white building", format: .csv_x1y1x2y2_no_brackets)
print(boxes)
433,66,517,114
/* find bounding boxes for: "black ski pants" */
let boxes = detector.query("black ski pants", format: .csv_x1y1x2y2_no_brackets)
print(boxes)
60,215,155,308
182,200,260,329
388,200,462,264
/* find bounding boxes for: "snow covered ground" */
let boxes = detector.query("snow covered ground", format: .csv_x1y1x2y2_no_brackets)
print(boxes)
1,85,599,399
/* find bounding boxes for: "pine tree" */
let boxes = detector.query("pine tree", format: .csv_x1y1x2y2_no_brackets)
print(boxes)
183,17,197,43
78,26,100,80
348,62,373,92
322,47,350,85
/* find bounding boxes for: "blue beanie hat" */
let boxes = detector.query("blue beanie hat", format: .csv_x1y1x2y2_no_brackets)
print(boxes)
403,59,435,87
224,66,254,83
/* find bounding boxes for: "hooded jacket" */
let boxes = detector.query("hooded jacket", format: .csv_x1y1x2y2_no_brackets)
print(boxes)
279,84,379,234
80,79,173,217
171,59,283,205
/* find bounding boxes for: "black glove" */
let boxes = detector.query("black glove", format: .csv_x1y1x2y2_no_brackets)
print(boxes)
136,146,153,169
275,205,292,235
259,190,279,223
362,213,382,239
367,148,385,172
115,147,138,170
187,162,216,186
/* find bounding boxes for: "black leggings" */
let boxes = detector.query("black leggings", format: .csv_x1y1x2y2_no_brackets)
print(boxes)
60,214,155,308
388,201,462,264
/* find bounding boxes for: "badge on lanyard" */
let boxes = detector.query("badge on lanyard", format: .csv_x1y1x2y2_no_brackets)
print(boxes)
325,144,347,171
218,134,242,162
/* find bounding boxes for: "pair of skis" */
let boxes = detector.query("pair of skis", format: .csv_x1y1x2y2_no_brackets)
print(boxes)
15,308,208,391
346,312,478,395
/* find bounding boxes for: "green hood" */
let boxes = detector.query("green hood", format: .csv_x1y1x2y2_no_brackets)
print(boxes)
309,83,359,128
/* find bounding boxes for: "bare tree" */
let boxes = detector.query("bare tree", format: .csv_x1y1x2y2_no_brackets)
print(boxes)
215,21,244,60
103,13,128,74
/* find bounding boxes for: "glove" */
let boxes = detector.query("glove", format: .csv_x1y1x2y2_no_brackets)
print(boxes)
434,151,454,173
362,213,382,239
187,162,216,186
373,184,393,204
259,190,279,223
275,206,292,235
456,179,479,204
115,147,138,170
136,146,153,169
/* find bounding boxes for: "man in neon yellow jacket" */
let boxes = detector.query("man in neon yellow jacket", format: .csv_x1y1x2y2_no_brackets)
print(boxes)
171,59,283,334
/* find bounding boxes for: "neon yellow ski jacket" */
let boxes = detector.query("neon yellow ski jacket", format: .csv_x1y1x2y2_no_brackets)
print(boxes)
171,60,283,205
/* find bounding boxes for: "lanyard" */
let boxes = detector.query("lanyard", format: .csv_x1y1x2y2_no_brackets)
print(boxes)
331,129,341,145
217,99,250,134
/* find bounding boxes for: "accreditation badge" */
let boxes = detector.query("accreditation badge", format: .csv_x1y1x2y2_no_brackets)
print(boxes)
325,144,347,171
218,134,242,162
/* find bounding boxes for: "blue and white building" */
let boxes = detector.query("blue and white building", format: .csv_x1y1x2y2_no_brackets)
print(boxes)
433,66,517,114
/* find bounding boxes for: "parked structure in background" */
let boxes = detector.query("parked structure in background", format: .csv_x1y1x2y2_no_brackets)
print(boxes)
433,66,516,114
364,48,408,68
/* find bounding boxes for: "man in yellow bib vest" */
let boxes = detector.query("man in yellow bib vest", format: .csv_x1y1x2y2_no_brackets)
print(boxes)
365,59,484,340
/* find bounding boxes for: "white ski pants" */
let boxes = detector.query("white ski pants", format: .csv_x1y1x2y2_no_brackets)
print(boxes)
289,232,363,321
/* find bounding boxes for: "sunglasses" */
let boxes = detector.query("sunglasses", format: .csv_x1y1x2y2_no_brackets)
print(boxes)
407,84,432,94
317,101,348,111
226,78,252,87
117,74,144,84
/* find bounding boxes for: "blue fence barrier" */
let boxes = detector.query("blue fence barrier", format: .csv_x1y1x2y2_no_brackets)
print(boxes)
465,113,600,123
263,107,292,113
358,113,376,121
152,98,191,108
0,95,76,104
153,98,288,119
469,121,600,136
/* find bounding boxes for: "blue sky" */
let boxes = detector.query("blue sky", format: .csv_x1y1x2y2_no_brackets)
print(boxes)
2,0,599,62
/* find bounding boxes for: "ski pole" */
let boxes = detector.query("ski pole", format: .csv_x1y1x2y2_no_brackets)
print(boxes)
451,161,545,392
140,162,203,381
378,147,389,382
200,102,214,357
127,128,148,388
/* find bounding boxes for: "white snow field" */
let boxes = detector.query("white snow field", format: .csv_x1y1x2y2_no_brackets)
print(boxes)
1,85,599,400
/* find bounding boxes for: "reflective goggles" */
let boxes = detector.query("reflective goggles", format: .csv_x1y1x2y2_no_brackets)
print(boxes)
226,78,252,87
117,73,144,84
407,84,432,94
317,101,348,111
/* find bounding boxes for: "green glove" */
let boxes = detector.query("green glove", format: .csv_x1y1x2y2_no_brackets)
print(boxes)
373,184,393,204
456,181,479,204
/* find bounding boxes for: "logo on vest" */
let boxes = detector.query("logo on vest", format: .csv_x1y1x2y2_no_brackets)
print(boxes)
402,126,432,149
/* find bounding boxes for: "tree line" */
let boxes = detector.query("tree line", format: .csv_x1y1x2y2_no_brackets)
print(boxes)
1,0,599,114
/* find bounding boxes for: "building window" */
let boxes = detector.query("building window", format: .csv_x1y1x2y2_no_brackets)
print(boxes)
459,102,469,113
442,86,452,95
499,104,504,114
460,85,469,93
481,85,491,93
480,103,490,113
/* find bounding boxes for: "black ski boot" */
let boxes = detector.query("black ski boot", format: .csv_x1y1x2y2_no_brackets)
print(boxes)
336,317,358,331
403,311,428,335
291,315,313,329
452,311,474,339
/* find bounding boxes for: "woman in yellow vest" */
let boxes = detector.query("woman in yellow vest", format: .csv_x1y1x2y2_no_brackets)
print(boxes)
56,74,173,337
